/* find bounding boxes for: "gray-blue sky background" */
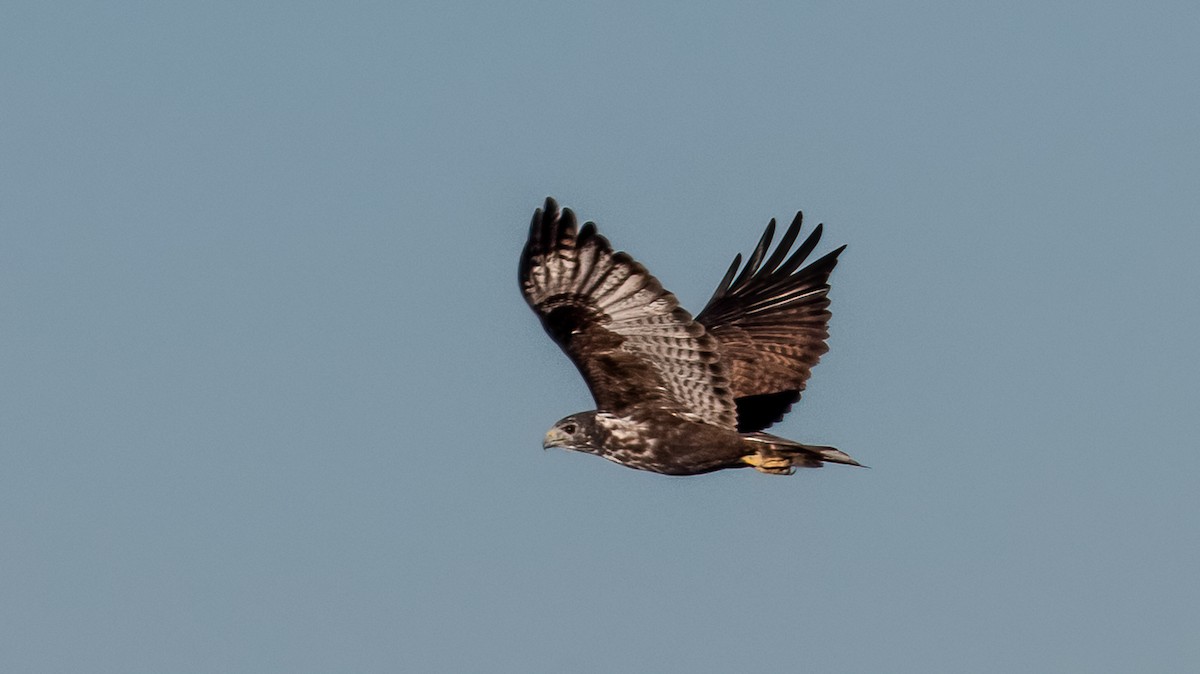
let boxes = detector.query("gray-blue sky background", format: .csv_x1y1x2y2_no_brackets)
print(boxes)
3,3,1198,672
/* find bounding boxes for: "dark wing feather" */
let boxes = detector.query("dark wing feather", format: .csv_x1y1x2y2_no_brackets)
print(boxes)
696,212,845,432
520,198,738,429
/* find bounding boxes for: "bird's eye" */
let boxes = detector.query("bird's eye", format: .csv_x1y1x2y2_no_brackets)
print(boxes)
562,423,577,435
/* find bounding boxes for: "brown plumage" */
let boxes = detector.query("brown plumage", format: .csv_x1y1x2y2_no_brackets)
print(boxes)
520,197,859,475
696,212,846,433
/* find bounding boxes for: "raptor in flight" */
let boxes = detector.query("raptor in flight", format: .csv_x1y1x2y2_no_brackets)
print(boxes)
520,198,859,475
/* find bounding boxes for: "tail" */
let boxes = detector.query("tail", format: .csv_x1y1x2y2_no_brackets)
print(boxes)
739,432,862,475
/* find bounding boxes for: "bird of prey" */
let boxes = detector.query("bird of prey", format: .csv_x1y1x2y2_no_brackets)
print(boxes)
519,197,859,475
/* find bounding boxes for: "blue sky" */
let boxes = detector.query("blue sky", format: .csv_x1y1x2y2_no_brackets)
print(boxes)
3,2,1198,672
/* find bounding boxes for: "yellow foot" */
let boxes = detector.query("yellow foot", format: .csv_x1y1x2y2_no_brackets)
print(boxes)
741,454,795,475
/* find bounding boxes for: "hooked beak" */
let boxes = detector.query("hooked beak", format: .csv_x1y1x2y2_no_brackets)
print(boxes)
543,428,570,450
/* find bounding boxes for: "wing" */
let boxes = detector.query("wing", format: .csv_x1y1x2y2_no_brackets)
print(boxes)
519,198,737,429
695,212,845,432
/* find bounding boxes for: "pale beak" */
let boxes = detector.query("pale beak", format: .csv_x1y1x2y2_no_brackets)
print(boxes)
543,428,570,450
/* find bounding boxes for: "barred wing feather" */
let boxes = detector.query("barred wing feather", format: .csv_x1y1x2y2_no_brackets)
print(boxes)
519,198,738,429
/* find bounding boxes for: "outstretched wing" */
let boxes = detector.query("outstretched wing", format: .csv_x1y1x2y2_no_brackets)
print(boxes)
520,198,737,429
696,212,845,433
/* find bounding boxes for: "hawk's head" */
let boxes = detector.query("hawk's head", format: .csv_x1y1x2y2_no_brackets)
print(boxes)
542,413,603,454
542,412,653,463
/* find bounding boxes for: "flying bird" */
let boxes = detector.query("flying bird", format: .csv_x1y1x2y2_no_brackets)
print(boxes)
519,198,859,475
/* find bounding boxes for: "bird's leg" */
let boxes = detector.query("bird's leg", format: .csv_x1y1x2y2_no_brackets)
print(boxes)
741,453,795,475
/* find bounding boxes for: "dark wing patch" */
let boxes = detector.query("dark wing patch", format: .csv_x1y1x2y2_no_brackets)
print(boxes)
520,198,738,429
696,212,844,432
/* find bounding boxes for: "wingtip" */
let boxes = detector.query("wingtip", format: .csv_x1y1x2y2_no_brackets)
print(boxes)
531,197,561,240
559,206,579,238
826,243,848,261
730,219,776,289
578,220,597,244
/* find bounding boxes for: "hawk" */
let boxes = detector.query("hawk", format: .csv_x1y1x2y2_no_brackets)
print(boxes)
520,197,860,475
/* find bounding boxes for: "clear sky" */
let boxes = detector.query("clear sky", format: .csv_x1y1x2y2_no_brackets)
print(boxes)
3,2,1198,672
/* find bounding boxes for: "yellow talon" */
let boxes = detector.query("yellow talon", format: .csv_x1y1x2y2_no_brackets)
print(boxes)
741,454,794,475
